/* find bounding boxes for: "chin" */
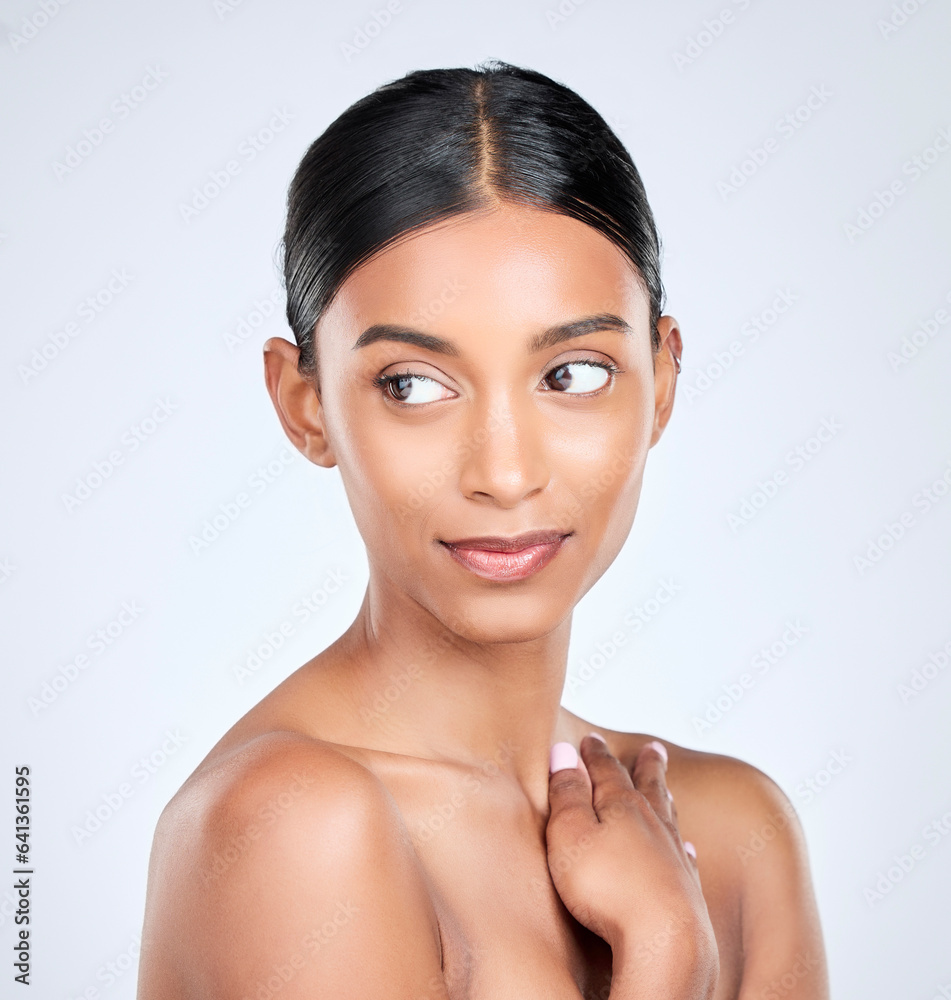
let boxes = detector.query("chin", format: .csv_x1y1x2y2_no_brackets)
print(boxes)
433,590,574,645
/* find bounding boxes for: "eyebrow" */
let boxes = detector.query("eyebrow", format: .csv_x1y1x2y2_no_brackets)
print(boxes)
351,313,632,355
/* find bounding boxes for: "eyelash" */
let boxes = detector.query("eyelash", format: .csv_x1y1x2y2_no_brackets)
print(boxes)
371,359,622,405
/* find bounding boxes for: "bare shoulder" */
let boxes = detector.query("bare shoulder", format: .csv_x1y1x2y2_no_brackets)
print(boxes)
619,735,811,882
137,731,449,1000
625,734,830,998
665,740,801,843
155,729,398,874
602,730,792,827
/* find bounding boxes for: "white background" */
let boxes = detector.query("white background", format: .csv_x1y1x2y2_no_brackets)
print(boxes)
2,1,949,997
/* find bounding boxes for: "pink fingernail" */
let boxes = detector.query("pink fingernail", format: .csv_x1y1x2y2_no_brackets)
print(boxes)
645,740,668,764
586,731,606,744
550,742,579,773
684,841,697,859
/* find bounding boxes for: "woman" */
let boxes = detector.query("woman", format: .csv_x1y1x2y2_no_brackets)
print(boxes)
137,61,828,999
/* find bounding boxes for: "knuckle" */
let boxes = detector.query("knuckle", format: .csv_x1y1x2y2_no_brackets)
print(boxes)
620,788,644,809
603,799,632,821
636,774,665,799
636,776,667,803
602,787,648,818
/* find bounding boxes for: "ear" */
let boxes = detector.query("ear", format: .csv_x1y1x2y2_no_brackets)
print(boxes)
649,315,682,448
262,337,337,468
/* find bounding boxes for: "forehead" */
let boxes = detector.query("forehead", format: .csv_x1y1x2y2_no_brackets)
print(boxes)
322,201,649,337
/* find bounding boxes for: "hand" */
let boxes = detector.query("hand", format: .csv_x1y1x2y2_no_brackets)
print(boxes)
546,736,717,983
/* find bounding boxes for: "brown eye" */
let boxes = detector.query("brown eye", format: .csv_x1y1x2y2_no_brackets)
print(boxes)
376,372,454,405
388,376,415,401
543,361,612,394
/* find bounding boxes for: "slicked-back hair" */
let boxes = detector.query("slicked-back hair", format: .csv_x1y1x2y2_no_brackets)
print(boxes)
281,60,665,384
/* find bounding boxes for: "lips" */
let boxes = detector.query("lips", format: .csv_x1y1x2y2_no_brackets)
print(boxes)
439,530,571,581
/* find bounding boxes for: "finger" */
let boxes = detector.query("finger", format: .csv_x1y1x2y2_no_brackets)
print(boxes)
579,733,640,821
649,759,690,859
575,745,593,789
631,740,673,825
568,741,594,803
548,741,596,835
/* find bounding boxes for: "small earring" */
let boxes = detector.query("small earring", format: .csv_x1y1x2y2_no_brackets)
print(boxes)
673,353,682,374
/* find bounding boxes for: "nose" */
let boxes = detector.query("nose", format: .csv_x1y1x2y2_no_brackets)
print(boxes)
456,395,551,508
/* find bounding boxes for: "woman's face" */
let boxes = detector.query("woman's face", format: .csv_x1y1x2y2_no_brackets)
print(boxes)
270,200,679,644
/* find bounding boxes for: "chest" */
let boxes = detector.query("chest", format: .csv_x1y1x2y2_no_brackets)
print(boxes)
382,765,743,1000
417,819,614,999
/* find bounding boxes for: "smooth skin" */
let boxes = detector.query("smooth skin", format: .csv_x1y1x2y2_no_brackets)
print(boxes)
136,199,828,999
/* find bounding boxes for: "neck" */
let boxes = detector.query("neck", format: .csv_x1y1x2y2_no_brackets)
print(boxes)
320,574,578,812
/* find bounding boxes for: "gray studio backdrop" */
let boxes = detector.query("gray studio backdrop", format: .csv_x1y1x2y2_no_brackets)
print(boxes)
2,0,950,997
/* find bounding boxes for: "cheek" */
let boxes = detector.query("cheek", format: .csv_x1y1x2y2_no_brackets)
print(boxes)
329,400,457,543
369,424,460,499
559,372,653,475
555,383,654,546
563,426,646,517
